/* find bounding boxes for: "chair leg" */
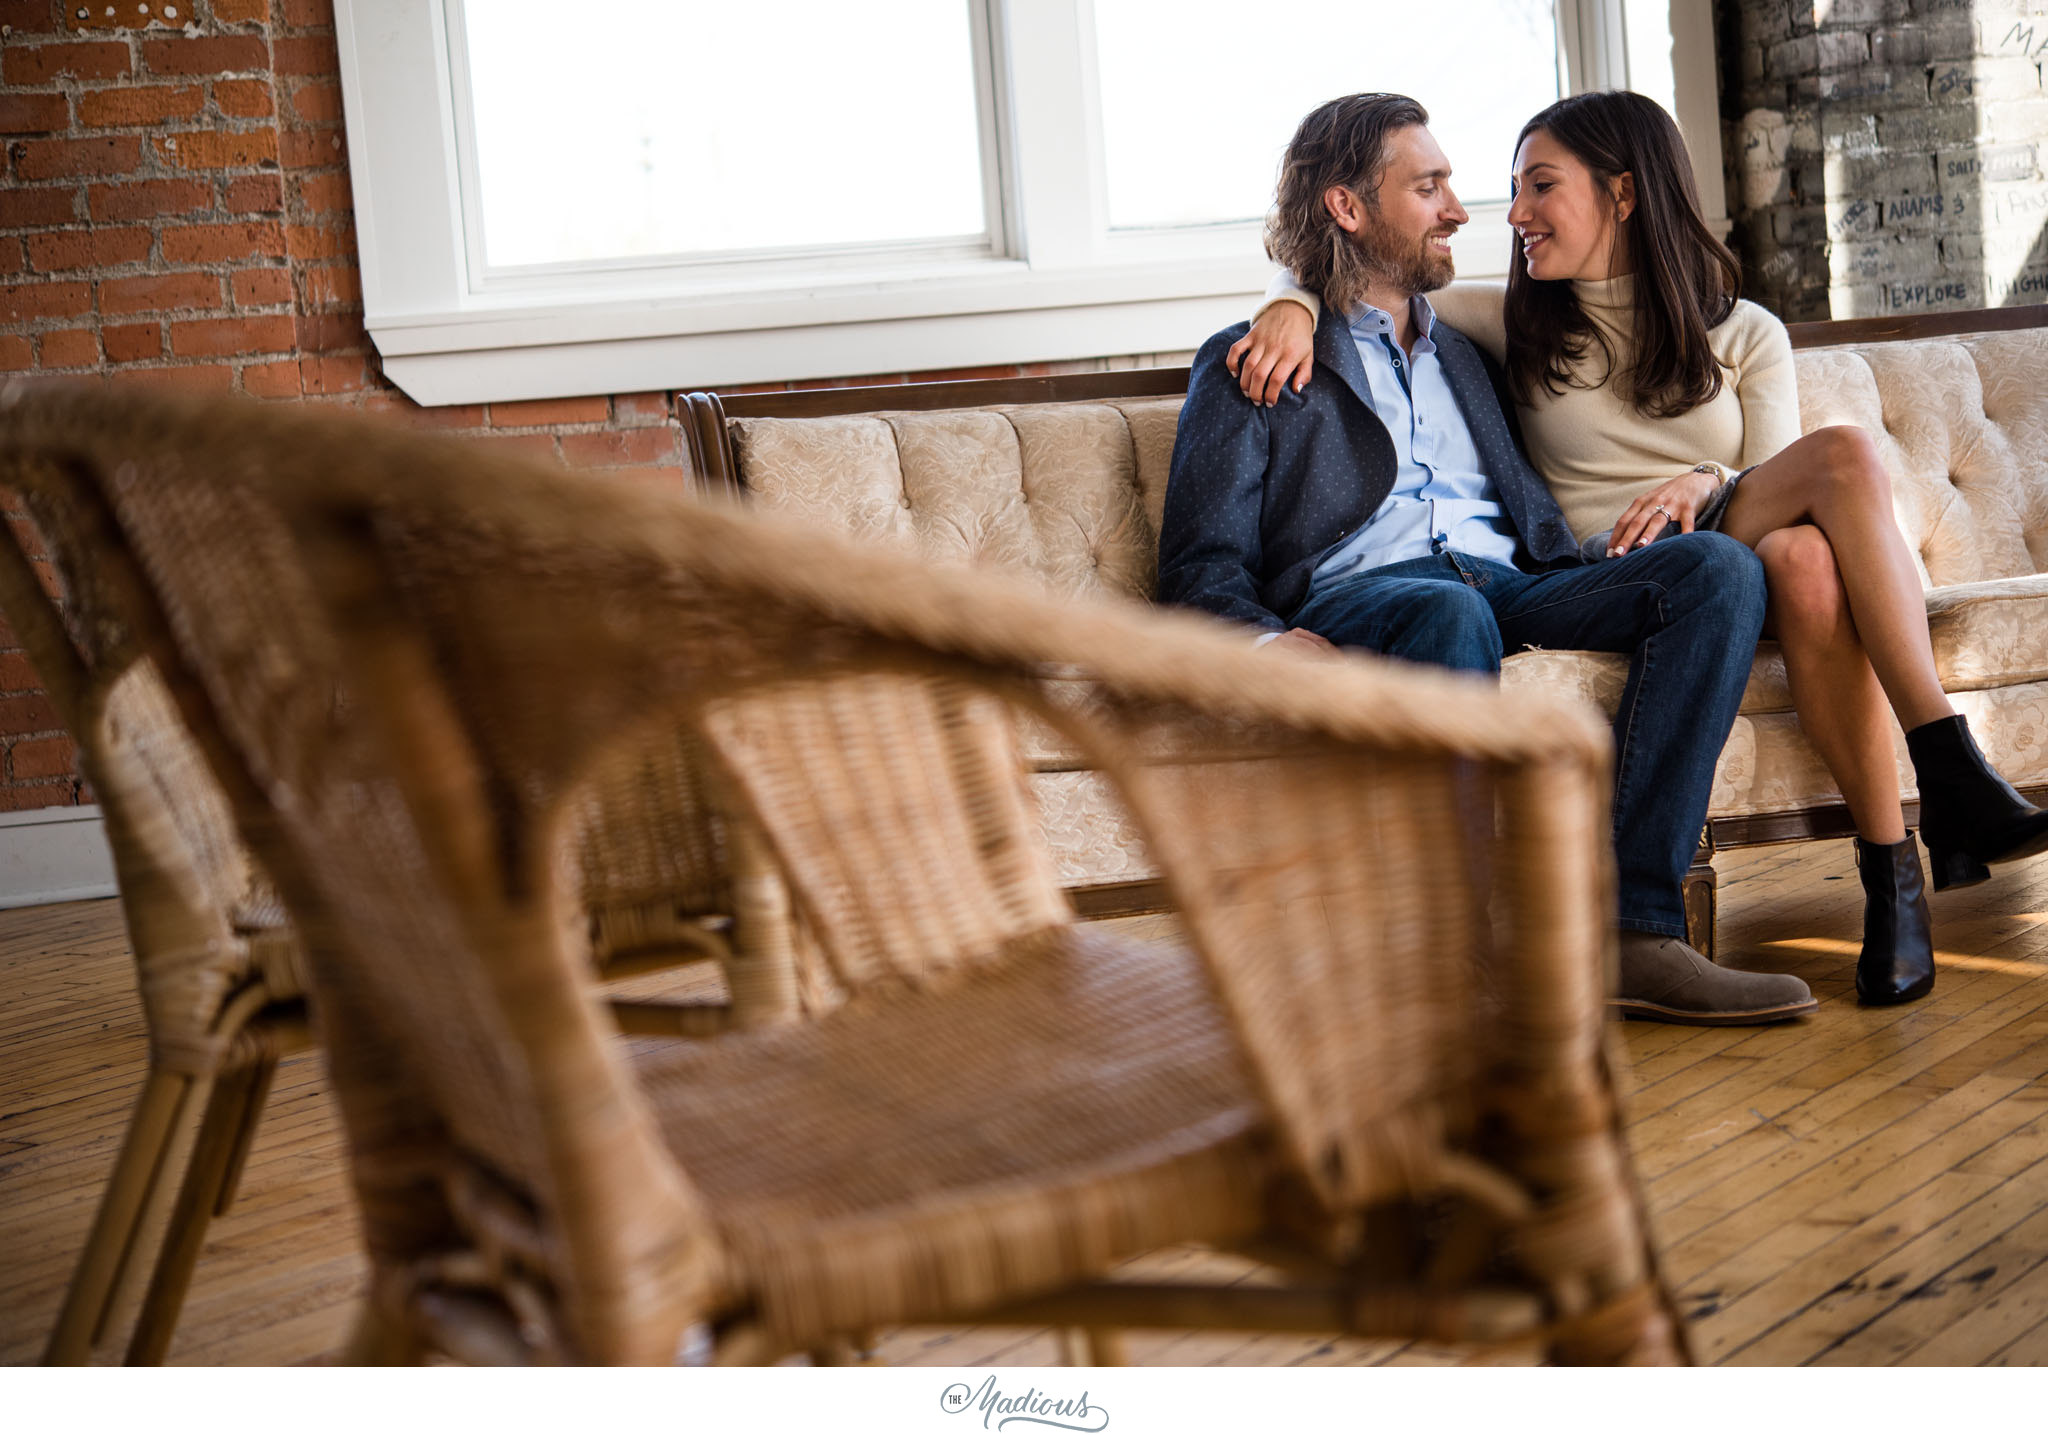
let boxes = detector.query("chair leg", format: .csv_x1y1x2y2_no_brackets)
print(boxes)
1543,1284,1689,1366
94,1080,208,1347
121,1062,263,1364
1057,1327,1129,1366
41,1069,192,1364
341,1296,424,1365
1085,1329,1130,1366
211,1052,278,1217
722,811,805,1027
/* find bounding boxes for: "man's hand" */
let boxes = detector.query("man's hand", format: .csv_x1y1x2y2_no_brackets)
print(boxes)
1606,470,1725,556
1225,300,1316,407
1259,627,1339,659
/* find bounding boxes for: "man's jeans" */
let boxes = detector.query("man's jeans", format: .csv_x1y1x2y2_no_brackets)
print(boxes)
1289,533,1769,937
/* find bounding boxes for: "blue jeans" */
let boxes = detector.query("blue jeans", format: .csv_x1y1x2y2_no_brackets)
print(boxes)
1289,534,1768,936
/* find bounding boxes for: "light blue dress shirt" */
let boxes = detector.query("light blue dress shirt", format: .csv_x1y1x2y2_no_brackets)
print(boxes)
1307,295,1521,589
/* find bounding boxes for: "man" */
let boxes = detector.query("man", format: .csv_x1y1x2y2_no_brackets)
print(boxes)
1157,92,1813,1025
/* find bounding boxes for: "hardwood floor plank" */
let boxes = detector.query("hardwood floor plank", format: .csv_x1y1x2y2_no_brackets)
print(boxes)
1794,1148,2048,1365
1667,1070,2045,1279
1910,1250,2048,1365
1679,1083,2048,1360
1642,971,2048,1237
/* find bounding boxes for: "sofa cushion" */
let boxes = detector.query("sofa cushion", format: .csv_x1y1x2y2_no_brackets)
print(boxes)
1489,568,2048,732
1707,681,2048,819
732,398,1184,606
1924,573,2048,691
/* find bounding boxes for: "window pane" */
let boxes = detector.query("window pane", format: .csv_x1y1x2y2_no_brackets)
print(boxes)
1093,0,1561,229
461,0,989,269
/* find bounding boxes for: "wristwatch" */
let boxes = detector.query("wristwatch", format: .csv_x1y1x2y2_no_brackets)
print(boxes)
1691,460,1737,484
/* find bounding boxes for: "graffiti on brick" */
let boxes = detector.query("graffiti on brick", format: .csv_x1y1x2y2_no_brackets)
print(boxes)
1825,72,1896,103
1885,193,1943,222
1829,198,1875,237
1999,21,2048,61
1888,280,1972,310
1993,187,2048,226
1731,3,2048,318
1990,268,2048,304
1884,193,1951,224
1946,147,2038,185
1932,66,1974,100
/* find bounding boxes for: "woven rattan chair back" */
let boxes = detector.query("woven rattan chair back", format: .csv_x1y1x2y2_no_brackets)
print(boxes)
0,427,322,1364
0,443,271,1056
0,383,1682,1364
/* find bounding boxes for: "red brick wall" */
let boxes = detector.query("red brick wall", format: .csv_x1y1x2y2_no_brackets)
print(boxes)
0,0,1182,815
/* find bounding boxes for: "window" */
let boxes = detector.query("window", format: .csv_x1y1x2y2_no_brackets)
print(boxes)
334,0,1722,403
1092,0,1563,229
456,0,995,273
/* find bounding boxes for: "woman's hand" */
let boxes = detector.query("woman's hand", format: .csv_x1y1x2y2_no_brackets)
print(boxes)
1606,469,1724,556
1225,300,1315,406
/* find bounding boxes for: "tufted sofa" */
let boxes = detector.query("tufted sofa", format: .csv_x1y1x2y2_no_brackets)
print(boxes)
680,305,2048,953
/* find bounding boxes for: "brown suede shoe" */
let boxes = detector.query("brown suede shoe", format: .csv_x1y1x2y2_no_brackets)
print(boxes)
1612,932,1818,1026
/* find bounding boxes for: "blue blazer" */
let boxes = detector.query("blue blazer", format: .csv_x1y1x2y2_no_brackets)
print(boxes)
1156,303,1585,631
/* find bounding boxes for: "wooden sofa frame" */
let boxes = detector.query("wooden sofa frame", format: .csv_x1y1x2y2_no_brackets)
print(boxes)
677,303,2048,954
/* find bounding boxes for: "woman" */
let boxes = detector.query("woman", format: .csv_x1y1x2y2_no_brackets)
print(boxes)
1230,90,2048,1006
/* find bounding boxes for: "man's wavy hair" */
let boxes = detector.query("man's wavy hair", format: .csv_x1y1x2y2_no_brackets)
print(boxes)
1503,90,1741,418
1266,93,1430,320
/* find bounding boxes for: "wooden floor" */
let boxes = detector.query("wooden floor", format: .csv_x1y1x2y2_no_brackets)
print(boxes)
7,839,2048,1365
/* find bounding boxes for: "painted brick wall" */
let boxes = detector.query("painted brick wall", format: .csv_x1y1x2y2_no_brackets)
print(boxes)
0,0,1186,815
1721,0,2048,320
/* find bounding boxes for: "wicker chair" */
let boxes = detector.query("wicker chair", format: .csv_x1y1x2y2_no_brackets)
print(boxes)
0,416,807,1366
0,383,1687,1365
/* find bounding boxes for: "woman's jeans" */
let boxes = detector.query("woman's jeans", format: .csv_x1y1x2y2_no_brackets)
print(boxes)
1289,533,1769,938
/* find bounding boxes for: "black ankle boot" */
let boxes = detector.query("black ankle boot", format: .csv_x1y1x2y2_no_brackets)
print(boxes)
1854,835,1934,1005
1905,714,2048,890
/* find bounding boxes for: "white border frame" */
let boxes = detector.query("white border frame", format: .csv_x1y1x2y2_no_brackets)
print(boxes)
333,0,1723,405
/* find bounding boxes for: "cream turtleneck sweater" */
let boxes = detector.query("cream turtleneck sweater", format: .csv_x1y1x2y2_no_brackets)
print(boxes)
1258,274,1802,544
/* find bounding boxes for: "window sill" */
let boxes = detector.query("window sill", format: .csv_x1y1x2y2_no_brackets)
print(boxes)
373,289,1246,406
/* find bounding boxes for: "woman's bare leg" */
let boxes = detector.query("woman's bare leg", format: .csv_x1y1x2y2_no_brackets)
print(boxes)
1719,425,1953,731
1755,525,1907,843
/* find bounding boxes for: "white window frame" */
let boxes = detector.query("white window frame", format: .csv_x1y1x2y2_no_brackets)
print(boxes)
333,0,1725,405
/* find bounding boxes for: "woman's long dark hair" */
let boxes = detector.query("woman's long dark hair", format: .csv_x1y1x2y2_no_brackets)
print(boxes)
1503,91,1742,419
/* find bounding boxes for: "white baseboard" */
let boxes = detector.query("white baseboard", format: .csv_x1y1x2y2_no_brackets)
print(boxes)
0,804,117,910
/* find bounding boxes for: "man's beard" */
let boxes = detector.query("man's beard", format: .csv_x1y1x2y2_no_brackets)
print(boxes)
1357,223,1456,294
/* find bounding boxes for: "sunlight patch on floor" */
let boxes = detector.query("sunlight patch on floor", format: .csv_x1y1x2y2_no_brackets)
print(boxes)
1759,934,2048,978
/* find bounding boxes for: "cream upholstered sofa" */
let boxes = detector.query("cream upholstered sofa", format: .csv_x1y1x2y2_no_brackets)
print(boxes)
680,308,2048,953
